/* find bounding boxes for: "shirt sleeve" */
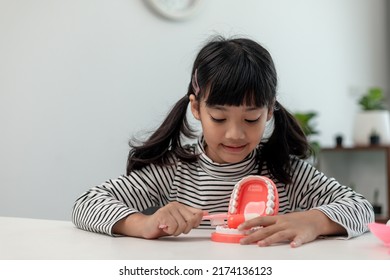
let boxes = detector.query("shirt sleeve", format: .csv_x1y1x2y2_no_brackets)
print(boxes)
71,163,175,236
288,158,375,238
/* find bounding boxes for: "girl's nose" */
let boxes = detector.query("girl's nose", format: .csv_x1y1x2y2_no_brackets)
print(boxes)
225,124,245,140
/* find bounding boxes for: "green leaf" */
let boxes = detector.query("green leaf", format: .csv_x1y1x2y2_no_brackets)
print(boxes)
358,87,386,110
293,111,318,136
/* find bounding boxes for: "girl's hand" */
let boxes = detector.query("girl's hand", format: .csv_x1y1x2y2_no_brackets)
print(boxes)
238,210,346,248
143,202,204,239
113,202,204,239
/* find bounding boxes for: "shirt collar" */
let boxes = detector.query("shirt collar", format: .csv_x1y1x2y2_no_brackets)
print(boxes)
195,136,259,180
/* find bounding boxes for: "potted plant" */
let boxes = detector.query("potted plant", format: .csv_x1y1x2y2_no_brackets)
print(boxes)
353,87,390,146
293,111,320,157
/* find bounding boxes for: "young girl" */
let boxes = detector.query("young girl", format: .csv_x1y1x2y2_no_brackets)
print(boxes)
72,36,374,248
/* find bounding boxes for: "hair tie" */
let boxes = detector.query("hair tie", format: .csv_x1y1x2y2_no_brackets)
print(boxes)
274,100,280,111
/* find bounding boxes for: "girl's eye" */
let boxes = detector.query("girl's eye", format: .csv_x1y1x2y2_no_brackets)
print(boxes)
245,117,261,123
211,116,226,123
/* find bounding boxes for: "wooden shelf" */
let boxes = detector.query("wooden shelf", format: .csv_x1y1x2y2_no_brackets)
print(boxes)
319,145,390,223
322,145,390,152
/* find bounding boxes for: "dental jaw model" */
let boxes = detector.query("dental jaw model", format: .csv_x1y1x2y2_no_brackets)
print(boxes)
203,175,279,243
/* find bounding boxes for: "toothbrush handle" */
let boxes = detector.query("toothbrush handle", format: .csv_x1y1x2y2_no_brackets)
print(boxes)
202,213,228,220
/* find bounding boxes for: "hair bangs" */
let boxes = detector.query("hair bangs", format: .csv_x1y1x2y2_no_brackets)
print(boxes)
204,51,273,108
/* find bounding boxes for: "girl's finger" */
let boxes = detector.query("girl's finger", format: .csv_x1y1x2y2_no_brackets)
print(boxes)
290,237,303,248
237,216,275,231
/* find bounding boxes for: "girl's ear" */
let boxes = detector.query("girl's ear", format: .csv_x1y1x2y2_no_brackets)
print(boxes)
267,106,274,121
267,99,276,121
189,94,200,120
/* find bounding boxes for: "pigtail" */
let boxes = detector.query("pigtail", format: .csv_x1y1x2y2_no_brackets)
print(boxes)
126,95,197,174
260,101,311,184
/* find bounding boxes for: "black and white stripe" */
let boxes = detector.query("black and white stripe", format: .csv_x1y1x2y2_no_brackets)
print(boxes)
72,139,374,237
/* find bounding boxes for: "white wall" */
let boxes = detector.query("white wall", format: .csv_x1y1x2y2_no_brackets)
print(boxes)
0,0,388,221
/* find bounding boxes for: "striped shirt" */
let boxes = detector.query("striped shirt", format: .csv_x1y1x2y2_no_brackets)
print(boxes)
72,138,374,237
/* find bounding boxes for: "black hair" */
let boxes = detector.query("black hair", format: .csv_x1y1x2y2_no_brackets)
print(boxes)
126,36,310,183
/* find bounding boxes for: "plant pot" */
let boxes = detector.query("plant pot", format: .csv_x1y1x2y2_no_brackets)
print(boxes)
335,135,343,147
373,204,382,215
370,134,380,145
353,110,390,146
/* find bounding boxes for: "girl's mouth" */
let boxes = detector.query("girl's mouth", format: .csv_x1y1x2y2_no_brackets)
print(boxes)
221,144,247,152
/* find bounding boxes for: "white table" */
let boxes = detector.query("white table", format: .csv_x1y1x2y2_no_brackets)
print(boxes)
0,216,389,260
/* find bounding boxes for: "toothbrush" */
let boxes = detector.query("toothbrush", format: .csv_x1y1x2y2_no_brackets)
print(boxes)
159,212,261,229
203,213,260,228
158,213,227,229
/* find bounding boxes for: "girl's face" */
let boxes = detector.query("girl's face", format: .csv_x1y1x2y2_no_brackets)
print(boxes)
190,95,273,164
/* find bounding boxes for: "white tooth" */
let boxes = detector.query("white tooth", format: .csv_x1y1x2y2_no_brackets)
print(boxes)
266,201,274,208
229,182,241,214
267,194,275,200
215,225,244,235
266,208,274,215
